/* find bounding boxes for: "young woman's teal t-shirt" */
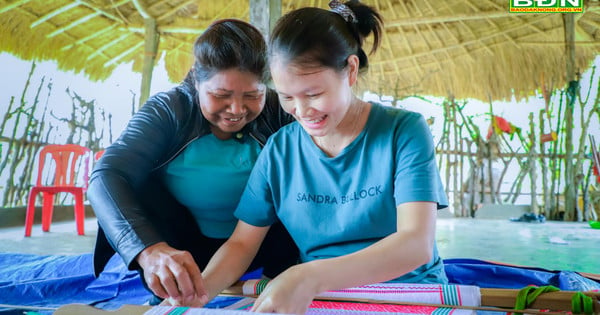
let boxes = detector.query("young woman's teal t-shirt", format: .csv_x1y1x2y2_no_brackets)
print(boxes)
235,103,448,283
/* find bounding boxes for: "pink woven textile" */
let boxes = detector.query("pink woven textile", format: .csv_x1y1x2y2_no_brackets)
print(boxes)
143,282,483,314
144,300,477,314
242,280,481,307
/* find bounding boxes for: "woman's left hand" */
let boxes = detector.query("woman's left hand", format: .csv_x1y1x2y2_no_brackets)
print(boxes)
251,265,318,314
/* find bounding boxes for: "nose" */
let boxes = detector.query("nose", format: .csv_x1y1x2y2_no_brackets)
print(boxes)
293,99,310,117
229,96,245,115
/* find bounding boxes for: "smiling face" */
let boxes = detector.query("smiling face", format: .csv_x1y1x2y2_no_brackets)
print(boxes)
196,69,267,140
270,56,359,137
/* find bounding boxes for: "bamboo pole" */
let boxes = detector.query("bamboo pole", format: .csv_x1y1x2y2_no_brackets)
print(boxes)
139,17,159,107
529,112,539,215
250,0,281,38
457,104,465,217
562,13,577,221
452,112,461,216
487,99,497,204
436,98,450,188
550,90,565,219
540,110,551,215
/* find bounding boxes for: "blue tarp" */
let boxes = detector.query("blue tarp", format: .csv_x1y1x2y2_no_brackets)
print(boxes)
1,253,598,313
444,258,600,292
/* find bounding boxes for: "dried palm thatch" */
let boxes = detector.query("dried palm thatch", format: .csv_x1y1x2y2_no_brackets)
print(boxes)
0,0,599,102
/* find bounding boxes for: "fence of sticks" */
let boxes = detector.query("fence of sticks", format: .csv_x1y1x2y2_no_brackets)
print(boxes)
0,62,132,208
436,66,600,221
1,62,599,222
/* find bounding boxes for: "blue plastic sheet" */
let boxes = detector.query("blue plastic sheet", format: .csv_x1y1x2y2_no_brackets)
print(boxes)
0,253,149,313
445,258,600,292
1,253,598,313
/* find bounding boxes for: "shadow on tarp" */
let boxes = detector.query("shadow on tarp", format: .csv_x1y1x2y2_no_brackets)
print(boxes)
0,254,598,314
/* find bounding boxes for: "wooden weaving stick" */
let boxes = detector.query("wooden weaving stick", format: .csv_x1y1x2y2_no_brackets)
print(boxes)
222,281,600,313
481,287,600,312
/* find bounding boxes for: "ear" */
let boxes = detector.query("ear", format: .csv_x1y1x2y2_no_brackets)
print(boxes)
346,55,360,87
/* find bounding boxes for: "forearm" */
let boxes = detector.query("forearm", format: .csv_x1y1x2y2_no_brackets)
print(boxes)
308,229,434,294
201,222,270,300
89,173,163,268
202,239,259,300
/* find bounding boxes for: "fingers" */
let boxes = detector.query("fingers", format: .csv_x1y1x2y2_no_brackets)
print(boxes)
186,260,209,305
160,268,182,301
141,247,209,306
145,272,169,299
250,295,269,313
145,265,179,300
169,258,209,305
252,298,304,315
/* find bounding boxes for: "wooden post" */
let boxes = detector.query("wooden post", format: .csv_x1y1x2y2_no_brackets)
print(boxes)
528,112,538,215
139,17,159,107
539,110,551,216
486,102,497,204
562,13,577,220
549,91,565,219
250,0,281,38
451,100,460,217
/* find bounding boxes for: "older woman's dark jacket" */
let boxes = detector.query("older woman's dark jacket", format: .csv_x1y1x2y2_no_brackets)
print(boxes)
87,77,292,276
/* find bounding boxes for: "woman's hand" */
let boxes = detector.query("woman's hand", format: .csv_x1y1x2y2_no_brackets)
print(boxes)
137,242,209,306
251,265,318,314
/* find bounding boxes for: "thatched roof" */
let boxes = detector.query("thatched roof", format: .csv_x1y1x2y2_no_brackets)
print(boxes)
1,0,599,101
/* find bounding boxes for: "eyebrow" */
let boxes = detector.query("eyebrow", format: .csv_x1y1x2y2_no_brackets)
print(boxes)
208,88,264,94
277,86,322,96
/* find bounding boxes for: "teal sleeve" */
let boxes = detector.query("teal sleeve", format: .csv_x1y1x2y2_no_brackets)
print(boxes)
393,112,448,209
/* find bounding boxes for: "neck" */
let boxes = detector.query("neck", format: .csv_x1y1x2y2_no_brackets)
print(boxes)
314,100,368,157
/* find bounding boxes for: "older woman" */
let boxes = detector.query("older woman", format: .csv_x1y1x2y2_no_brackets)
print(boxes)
87,19,298,306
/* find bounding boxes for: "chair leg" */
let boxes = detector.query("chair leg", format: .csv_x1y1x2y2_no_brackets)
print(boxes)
41,192,55,232
25,189,38,237
73,191,85,235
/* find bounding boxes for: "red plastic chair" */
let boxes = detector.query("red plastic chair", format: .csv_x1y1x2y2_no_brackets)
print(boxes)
94,149,105,161
25,144,91,237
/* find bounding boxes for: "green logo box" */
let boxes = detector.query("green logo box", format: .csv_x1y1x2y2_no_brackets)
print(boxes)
509,0,584,12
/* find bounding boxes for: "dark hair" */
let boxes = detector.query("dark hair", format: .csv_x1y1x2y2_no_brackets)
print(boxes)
192,19,268,83
268,0,383,74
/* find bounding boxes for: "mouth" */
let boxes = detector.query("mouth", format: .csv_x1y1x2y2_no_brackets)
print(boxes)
225,117,242,122
301,115,328,128
305,116,326,124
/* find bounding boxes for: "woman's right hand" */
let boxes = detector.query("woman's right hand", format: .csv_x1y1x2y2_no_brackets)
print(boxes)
136,242,209,306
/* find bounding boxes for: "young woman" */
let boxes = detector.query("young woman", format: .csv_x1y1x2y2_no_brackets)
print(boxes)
200,1,449,313
87,19,298,307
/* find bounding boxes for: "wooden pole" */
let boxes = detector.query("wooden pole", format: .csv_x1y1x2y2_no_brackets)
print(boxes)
550,91,566,219
249,0,281,37
451,100,460,216
539,110,551,215
529,112,539,215
132,0,159,108
139,17,159,107
562,13,577,220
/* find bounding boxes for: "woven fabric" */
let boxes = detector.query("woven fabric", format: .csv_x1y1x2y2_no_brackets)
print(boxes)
144,306,251,314
143,299,477,314
242,280,481,307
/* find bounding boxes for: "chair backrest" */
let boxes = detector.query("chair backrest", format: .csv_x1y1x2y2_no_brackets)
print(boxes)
94,149,105,161
36,144,92,187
